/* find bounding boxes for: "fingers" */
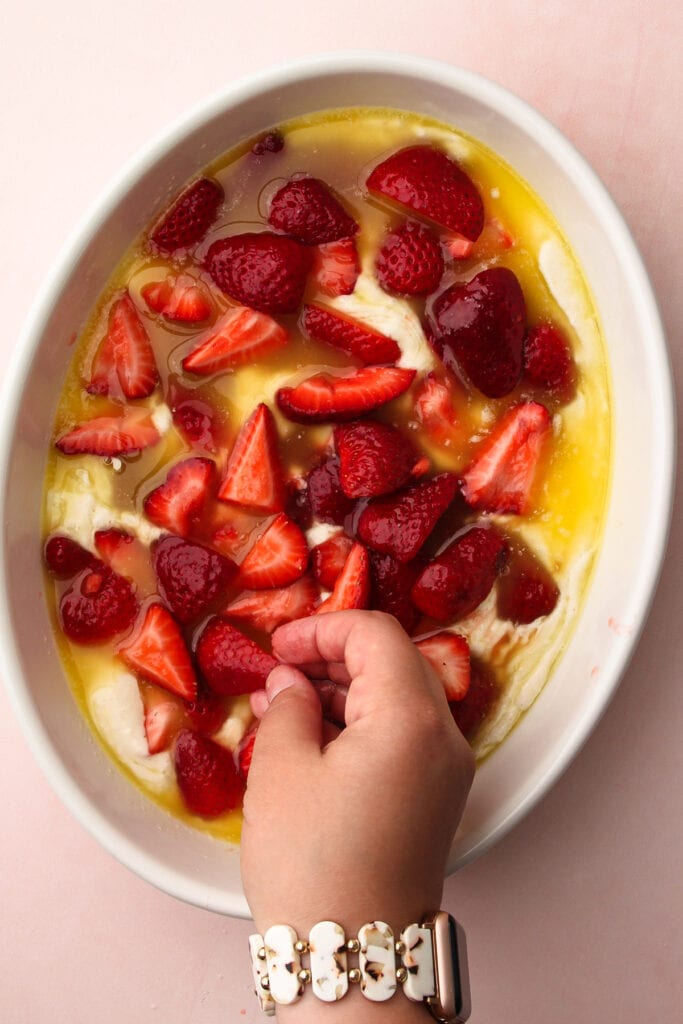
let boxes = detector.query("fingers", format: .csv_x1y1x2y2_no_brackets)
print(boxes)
249,665,324,775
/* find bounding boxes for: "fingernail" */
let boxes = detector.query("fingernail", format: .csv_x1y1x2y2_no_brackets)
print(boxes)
266,665,298,701
250,689,269,718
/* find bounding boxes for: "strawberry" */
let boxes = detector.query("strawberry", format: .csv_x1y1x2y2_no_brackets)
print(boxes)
120,603,197,700
139,682,189,754
196,618,278,696
143,457,216,536
150,177,223,254
59,563,138,644
236,727,257,780
268,176,358,245
238,513,309,589
367,145,484,241
252,130,284,155
94,528,156,595
185,692,228,735
311,532,354,590
414,372,463,448
174,729,243,817
310,237,360,296
357,472,460,563
429,266,526,398
87,292,159,399
523,322,576,399
304,457,355,525
218,403,285,513
368,551,421,634
411,526,508,623
44,535,96,578
153,535,236,624
460,401,552,514
141,274,212,323
182,305,288,375
375,221,444,296
167,381,223,454
225,575,319,633
497,545,560,624
449,661,499,741
334,419,421,498
56,408,161,457
444,235,474,259
276,366,416,424
301,303,401,365
285,475,314,530
415,631,471,701
203,232,312,314
316,542,370,614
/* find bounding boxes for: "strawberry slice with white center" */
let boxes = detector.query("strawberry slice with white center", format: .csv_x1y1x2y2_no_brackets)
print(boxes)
87,291,159,399
143,457,216,536
460,401,552,514
317,542,370,614
225,575,319,633
139,681,190,754
415,631,471,701
120,603,197,700
301,303,401,365
55,407,161,457
238,513,309,589
141,274,213,323
310,238,360,297
218,403,286,513
276,366,416,424
414,372,465,448
182,305,288,375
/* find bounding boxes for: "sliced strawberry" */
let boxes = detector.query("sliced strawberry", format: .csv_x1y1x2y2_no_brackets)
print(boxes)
276,366,416,424
311,532,354,590
218,403,285,513
317,542,370,613
150,177,223,254
301,303,400,365
59,563,138,644
497,543,560,624
414,372,463,448
94,528,156,595
368,551,421,634
429,266,526,398
357,472,460,563
56,407,161,457
375,221,444,296
411,526,508,623
182,306,288,375
334,419,421,498
523,322,576,400
236,727,257,780
140,682,189,754
143,457,216,536
367,145,484,241
174,729,243,817
304,456,355,526
119,603,197,700
450,661,500,741
196,618,278,696
203,232,312,314
460,401,552,514
153,535,236,624
415,631,471,701
444,235,474,259
44,535,96,578
268,176,358,245
252,130,284,155
225,575,319,633
238,514,309,589
141,274,213,323
310,237,360,296
87,292,159,399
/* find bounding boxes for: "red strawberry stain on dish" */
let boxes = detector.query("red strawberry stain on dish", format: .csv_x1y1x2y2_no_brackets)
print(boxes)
153,535,237,625
150,178,224,254
174,729,244,817
87,291,159,400
411,525,508,623
203,232,312,314
375,220,445,296
268,176,358,245
196,618,278,696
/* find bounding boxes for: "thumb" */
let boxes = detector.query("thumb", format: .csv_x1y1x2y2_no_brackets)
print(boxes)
253,665,323,763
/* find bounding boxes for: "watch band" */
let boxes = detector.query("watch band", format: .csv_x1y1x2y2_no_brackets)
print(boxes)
249,910,470,1022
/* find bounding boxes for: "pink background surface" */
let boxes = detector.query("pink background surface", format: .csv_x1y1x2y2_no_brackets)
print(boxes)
1,2,681,1021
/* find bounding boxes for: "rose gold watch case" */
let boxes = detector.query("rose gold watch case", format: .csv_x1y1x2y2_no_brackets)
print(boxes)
425,911,471,1023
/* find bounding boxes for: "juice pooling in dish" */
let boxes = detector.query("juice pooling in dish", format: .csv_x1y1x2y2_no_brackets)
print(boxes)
42,108,611,840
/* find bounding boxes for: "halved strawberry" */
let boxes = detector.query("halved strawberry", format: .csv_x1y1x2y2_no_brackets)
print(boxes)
357,472,460,563
141,274,213,323
185,692,228,736
139,682,189,754
94,527,156,595
316,542,370,613
449,661,500,741
56,407,161,457
375,221,444,296
59,563,138,644
218,404,285,513
174,729,243,817
368,551,421,634
150,178,223,254
44,535,96,578
310,237,360,296
143,457,216,536
276,366,416,424
225,575,319,633
238,513,309,589
119,603,197,700
367,145,484,241
196,618,278,696
460,401,552,514
522,322,576,400
414,371,464,449
236,727,257,781
497,542,560,624
203,232,312,314
411,526,508,623
268,176,358,245
415,631,471,701
182,306,288,375
301,303,400,365
87,292,159,399
311,532,354,590
334,419,421,498
303,457,355,525
153,535,236,624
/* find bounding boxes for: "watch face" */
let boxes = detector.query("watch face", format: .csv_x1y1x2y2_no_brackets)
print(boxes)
429,912,471,1023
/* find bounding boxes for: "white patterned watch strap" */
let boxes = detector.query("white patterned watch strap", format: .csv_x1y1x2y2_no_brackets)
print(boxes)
309,920,349,1001
400,923,436,1001
358,921,397,1001
263,924,303,1005
248,934,276,1016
